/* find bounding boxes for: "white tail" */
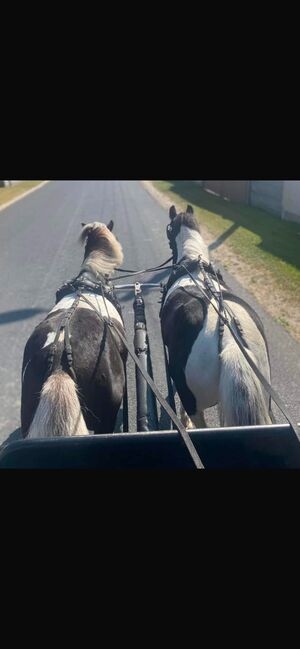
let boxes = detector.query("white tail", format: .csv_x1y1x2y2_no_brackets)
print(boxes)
219,342,272,426
28,370,89,438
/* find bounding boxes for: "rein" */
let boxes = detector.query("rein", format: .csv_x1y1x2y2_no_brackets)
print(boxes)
113,256,174,281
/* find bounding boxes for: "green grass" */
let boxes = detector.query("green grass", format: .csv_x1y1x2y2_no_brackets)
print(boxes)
152,181,300,293
0,181,45,207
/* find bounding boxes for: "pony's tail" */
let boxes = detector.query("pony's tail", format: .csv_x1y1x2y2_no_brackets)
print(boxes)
219,341,272,426
28,370,89,438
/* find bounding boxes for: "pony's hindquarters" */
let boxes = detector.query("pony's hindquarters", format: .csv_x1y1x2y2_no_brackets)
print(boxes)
28,370,89,438
219,340,272,427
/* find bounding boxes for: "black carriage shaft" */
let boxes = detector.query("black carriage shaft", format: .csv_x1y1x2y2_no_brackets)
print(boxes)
133,284,158,432
114,282,177,434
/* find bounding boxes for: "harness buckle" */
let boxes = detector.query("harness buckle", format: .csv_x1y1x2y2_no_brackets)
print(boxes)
104,317,114,327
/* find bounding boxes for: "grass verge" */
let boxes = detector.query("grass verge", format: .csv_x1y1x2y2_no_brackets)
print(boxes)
0,181,45,208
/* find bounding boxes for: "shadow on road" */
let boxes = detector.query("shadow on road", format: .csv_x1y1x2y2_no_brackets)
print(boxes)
0,308,47,325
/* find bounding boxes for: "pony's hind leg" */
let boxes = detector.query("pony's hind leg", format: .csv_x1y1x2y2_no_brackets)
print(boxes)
180,403,207,429
191,411,207,429
180,402,194,429
218,403,225,427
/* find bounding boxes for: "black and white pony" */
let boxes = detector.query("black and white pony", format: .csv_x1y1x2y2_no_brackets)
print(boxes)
161,205,274,429
21,221,127,438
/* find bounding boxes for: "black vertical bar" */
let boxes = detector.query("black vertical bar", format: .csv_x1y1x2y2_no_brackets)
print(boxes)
133,285,158,432
122,366,129,433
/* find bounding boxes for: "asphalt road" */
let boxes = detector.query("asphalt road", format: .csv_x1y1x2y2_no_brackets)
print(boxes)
0,180,299,445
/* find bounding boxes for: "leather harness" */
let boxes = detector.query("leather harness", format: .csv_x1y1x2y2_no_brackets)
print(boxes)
160,256,228,354
160,256,250,355
56,270,123,319
46,271,123,382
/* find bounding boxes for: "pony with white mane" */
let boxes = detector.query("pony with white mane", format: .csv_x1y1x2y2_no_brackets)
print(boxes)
21,220,127,438
161,205,274,429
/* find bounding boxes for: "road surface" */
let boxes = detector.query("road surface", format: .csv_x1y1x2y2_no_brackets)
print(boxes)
0,180,299,445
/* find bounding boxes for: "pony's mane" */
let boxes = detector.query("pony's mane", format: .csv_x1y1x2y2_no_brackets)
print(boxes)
79,222,124,276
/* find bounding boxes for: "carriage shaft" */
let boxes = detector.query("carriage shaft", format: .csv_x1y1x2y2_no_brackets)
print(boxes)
133,288,158,433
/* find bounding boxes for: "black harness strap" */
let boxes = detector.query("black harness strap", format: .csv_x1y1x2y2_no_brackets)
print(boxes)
46,293,82,381
196,257,227,355
64,317,77,382
46,318,65,379
78,292,204,469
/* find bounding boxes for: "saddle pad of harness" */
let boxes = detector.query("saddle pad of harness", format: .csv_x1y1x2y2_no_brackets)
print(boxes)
50,292,123,325
164,273,213,304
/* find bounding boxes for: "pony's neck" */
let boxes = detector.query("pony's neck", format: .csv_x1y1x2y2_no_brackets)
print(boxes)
176,226,209,264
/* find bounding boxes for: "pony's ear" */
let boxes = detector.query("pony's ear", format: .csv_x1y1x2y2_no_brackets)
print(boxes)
186,205,194,214
81,222,86,228
106,220,114,231
169,205,177,221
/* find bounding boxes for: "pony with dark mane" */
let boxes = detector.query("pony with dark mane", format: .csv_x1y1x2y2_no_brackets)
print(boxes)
161,205,274,429
21,221,127,437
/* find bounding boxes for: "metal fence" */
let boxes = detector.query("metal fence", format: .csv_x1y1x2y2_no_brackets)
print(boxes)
198,180,286,217
0,181,21,187
250,181,284,215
